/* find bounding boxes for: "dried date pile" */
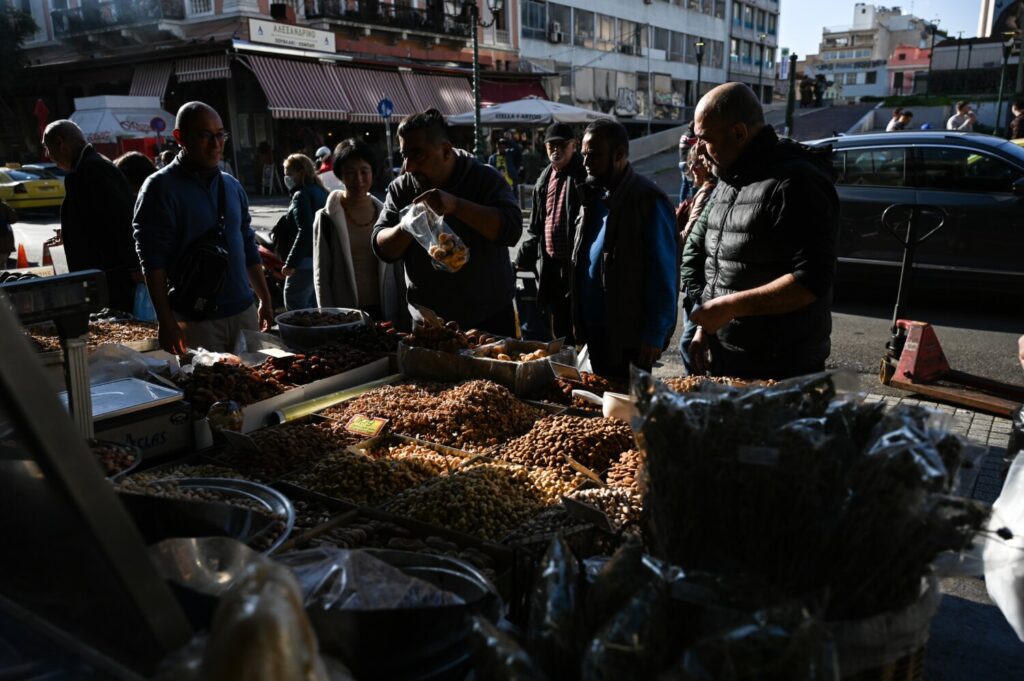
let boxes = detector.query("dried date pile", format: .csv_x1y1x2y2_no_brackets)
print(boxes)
287,450,441,506
605,449,645,493
496,415,635,474
332,321,407,353
90,441,137,478
282,310,362,327
253,344,381,385
213,423,349,481
307,516,499,579
177,361,286,415
383,463,545,541
404,317,501,353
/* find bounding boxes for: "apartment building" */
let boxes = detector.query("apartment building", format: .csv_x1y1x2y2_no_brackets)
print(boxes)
8,0,537,188
727,0,779,103
518,0,730,126
802,3,940,100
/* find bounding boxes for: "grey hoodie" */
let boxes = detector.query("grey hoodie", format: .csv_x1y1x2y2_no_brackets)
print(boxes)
371,149,523,329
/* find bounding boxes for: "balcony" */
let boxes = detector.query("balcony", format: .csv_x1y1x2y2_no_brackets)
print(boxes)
52,0,184,39
305,0,471,38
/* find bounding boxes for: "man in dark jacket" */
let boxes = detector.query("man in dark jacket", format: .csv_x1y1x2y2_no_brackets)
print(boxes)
686,82,838,380
372,109,522,335
572,119,678,379
516,122,587,342
1008,99,1024,140
42,120,138,312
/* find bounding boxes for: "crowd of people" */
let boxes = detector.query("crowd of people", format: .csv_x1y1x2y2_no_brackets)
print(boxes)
29,82,849,383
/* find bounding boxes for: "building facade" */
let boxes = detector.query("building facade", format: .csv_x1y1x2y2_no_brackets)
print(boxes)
802,3,940,100
887,44,930,96
7,0,538,189
727,0,779,103
517,0,731,126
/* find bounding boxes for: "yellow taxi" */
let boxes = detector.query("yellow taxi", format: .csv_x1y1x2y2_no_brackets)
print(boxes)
0,166,65,211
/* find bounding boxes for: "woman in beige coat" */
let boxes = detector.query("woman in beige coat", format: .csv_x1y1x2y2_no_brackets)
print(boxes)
312,138,407,327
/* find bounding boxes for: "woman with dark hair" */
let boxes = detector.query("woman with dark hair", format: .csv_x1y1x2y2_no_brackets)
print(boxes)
114,151,158,195
281,153,329,310
313,138,406,324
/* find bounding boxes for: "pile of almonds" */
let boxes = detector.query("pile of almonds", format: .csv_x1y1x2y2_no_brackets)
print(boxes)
287,450,441,507
496,415,635,474
360,440,466,477
253,345,381,385
568,487,643,534
605,449,645,493
383,463,544,541
177,361,286,415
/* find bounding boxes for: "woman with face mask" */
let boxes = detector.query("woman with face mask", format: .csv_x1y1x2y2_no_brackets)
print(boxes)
312,138,408,327
281,153,329,310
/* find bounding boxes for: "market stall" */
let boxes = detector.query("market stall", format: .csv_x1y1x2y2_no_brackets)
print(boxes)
69,95,174,160
0,277,1021,680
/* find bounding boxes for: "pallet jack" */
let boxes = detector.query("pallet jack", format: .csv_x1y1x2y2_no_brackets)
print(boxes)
878,204,1024,418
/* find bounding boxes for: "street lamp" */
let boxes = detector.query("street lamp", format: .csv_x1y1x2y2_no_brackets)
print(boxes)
995,31,1016,137
463,0,505,161
756,33,768,104
694,38,705,108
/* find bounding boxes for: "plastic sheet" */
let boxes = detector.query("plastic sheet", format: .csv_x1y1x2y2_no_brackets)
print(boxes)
985,454,1024,641
527,536,579,679
397,203,469,273
471,616,551,681
277,546,464,611
87,344,172,384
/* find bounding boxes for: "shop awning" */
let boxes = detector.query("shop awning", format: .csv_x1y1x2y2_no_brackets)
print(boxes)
70,95,175,144
480,80,548,107
129,62,173,98
333,66,420,124
400,72,474,118
175,54,232,83
246,55,351,120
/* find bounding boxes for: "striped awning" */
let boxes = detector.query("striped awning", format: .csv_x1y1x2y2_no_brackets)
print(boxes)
333,66,420,124
247,55,351,120
400,72,474,118
176,55,232,83
129,62,173,98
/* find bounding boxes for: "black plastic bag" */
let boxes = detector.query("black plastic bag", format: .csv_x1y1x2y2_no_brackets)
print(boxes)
527,536,580,680
584,535,651,639
471,616,550,681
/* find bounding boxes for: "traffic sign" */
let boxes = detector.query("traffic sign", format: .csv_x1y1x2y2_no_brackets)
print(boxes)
377,98,394,119
150,117,166,133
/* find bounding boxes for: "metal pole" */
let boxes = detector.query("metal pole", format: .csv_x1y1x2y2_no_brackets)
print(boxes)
757,43,764,102
646,24,652,136
926,23,937,94
696,54,703,108
784,53,797,136
471,3,485,161
996,45,1010,137
953,34,962,91
964,42,973,93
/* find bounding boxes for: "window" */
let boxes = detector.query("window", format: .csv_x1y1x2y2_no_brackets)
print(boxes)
521,0,546,40
595,13,615,51
654,27,670,51
574,9,594,48
768,13,777,35
839,147,906,187
714,0,725,19
865,71,877,84
685,34,700,64
669,32,687,61
730,37,739,62
918,147,1022,193
765,47,775,68
741,40,752,64
898,53,906,60
620,19,640,53
756,9,766,32
711,39,725,68
743,5,753,28
549,3,570,34
732,1,742,26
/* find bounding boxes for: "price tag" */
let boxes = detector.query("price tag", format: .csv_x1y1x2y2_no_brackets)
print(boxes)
549,361,582,383
345,414,389,438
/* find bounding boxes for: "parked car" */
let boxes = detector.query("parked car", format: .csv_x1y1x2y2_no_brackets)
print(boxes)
806,131,1024,295
0,167,65,212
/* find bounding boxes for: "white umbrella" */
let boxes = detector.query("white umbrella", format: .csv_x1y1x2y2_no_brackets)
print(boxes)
448,96,614,126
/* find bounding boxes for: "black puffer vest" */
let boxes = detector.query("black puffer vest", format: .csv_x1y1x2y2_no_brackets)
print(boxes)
702,126,838,377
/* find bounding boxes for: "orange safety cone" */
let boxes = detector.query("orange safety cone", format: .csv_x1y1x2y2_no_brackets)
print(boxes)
16,244,28,269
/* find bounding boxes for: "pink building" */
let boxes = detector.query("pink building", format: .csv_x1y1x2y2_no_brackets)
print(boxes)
888,44,932,96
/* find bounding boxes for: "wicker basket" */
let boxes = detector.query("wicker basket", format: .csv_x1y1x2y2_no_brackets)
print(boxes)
829,575,939,680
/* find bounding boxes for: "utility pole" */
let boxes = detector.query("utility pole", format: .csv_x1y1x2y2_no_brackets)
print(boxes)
695,38,705,109
997,32,1016,136
953,32,962,91
785,53,797,136
646,23,652,136
757,33,768,103
925,19,938,94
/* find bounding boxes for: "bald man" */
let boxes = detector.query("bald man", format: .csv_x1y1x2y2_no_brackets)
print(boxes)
42,119,139,312
684,83,838,380
133,101,273,354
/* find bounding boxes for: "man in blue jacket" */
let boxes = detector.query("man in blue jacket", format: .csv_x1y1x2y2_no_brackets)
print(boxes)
134,101,274,354
571,119,678,379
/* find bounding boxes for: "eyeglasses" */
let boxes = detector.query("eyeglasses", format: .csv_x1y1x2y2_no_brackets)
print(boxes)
195,131,230,144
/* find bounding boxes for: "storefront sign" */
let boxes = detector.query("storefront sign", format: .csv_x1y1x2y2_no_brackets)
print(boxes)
248,18,335,53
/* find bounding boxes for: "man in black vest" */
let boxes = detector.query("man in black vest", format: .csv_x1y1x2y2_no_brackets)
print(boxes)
686,82,838,380
516,122,587,342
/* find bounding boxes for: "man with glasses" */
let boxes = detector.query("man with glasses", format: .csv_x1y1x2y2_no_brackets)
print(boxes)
134,101,273,354
516,122,586,342
42,119,139,312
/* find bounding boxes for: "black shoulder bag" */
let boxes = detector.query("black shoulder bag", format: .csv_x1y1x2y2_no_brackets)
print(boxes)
169,176,231,319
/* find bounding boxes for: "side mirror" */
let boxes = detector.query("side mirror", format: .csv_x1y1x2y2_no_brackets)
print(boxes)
1014,177,1024,197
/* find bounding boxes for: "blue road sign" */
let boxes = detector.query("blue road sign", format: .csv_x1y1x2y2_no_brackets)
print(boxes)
377,98,394,119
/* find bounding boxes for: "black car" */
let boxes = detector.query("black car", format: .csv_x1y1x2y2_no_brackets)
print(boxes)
807,131,1024,295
